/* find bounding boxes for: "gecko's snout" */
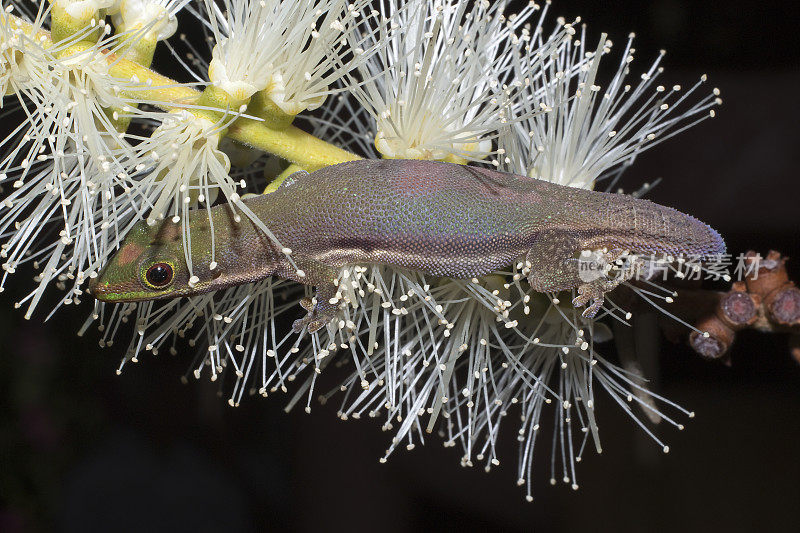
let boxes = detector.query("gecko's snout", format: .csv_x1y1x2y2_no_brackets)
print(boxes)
86,241,153,302
87,275,110,301
87,270,119,302
86,276,98,296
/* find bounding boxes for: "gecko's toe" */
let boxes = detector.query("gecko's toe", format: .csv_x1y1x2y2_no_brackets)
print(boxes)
572,284,594,307
292,307,337,334
581,300,604,318
294,283,341,334
306,318,328,333
293,298,323,331
292,316,320,333
573,283,606,318
572,293,589,308
292,314,322,333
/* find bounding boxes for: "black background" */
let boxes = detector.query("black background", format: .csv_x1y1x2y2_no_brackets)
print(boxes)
1,1,799,532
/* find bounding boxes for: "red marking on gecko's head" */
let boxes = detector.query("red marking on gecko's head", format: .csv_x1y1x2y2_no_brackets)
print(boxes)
116,243,144,266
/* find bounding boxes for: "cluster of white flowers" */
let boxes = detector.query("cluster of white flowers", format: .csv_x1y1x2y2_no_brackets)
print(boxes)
0,3,165,316
2,0,720,501
502,26,721,189
348,0,566,162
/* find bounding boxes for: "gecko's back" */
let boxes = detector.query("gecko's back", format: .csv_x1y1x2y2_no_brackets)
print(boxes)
246,159,561,277
245,159,723,278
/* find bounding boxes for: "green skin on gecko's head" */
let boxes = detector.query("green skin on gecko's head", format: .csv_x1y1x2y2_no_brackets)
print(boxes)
89,219,212,302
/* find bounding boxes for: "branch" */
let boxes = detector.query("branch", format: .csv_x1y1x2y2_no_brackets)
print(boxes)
658,250,800,363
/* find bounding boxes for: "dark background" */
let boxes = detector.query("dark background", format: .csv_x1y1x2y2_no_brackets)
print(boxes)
2,1,799,532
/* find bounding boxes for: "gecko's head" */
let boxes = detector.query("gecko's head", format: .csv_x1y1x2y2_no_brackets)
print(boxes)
89,219,196,303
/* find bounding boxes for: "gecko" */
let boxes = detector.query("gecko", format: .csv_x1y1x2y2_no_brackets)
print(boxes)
89,159,725,332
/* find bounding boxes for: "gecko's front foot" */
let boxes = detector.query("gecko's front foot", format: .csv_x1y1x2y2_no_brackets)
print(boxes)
291,286,340,334
292,311,333,334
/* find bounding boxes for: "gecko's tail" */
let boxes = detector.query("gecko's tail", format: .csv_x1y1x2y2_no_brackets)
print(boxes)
624,197,726,260
706,223,726,256
681,212,726,258
685,213,726,259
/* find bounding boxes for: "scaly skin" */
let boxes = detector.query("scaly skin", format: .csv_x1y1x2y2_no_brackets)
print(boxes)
90,159,725,332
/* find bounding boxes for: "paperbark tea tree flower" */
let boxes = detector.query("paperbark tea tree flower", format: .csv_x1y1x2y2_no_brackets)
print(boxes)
490,26,721,498
109,1,190,38
203,0,378,116
0,1,193,317
502,25,722,190
347,0,567,163
3,0,722,502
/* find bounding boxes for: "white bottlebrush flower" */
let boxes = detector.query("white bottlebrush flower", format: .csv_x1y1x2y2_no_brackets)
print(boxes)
0,5,177,316
0,143,144,317
202,0,376,112
325,272,691,500
347,0,567,162
108,0,193,41
134,110,234,227
503,28,722,189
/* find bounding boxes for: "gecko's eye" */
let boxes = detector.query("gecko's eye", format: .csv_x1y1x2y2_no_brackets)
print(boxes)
144,262,174,289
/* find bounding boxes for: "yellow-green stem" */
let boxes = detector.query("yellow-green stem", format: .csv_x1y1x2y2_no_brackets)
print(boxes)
227,120,360,171
248,91,296,130
112,52,360,169
110,34,159,133
6,13,359,170
194,85,250,131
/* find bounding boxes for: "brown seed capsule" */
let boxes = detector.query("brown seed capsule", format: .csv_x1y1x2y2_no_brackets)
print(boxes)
768,286,800,326
719,282,758,328
689,316,735,360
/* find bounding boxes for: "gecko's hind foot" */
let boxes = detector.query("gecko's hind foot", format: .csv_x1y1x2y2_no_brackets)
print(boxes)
572,282,609,318
571,249,641,318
